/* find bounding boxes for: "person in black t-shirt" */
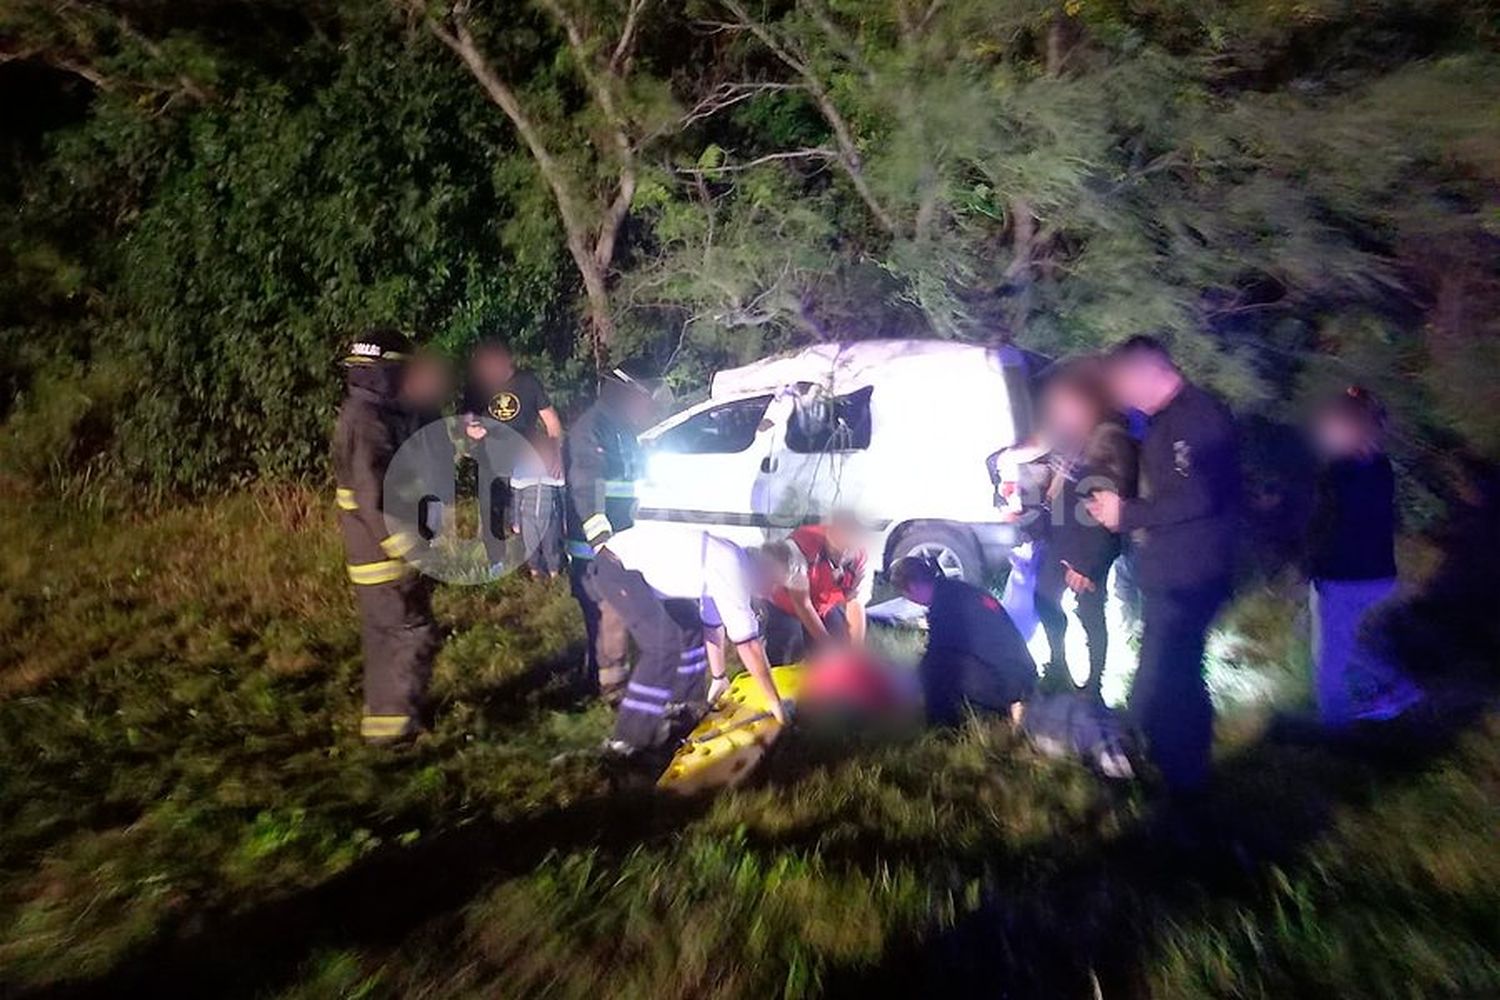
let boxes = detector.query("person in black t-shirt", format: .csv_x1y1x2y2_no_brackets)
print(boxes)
1306,387,1421,727
462,339,563,572
890,557,1036,726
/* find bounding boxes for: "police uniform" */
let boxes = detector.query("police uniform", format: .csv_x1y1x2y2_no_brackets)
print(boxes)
333,330,439,744
593,526,759,751
563,374,647,699
1117,382,1239,793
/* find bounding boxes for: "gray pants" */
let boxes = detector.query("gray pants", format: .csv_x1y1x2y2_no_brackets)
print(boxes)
515,484,564,575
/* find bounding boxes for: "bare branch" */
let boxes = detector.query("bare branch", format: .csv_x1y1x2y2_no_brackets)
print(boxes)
610,0,648,74
721,0,898,234
675,147,837,176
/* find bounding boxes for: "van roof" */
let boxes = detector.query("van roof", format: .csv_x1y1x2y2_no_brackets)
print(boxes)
710,339,1033,399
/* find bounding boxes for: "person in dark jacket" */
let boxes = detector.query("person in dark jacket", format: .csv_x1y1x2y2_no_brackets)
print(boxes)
891,557,1036,726
333,329,441,745
1037,360,1138,698
565,368,658,701
1088,335,1239,794
1306,387,1422,726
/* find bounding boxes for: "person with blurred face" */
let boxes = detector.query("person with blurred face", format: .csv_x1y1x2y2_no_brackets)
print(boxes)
1037,359,1138,698
462,339,563,572
1087,335,1239,796
890,556,1035,726
564,368,660,703
1306,387,1422,726
333,329,440,745
593,524,786,775
762,511,873,666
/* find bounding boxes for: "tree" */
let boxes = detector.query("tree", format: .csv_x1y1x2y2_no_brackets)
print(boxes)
408,0,682,367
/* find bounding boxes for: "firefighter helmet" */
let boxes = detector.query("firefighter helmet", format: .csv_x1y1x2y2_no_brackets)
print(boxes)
343,328,414,367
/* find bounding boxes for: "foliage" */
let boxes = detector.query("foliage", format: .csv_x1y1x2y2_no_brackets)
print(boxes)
1,0,1499,501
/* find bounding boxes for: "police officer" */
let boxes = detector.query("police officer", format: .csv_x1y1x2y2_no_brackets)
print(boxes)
333,328,440,745
1087,335,1240,795
564,368,657,702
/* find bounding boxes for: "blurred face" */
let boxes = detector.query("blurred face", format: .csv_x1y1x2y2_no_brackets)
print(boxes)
824,517,863,560
1042,381,1099,442
401,355,451,410
472,346,514,387
621,389,657,431
1314,410,1368,458
1107,356,1179,415
901,578,936,606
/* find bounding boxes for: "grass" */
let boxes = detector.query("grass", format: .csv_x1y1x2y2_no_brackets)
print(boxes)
0,481,1496,998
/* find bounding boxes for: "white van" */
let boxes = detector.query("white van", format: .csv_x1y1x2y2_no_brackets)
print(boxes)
633,340,1042,583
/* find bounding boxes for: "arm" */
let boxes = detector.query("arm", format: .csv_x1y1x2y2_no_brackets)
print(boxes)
539,406,563,441
704,624,730,703
351,422,418,559
735,636,787,724
845,599,867,645
565,416,615,549
788,587,831,643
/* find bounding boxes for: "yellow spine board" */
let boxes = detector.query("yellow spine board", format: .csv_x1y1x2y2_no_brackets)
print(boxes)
657,665,804,794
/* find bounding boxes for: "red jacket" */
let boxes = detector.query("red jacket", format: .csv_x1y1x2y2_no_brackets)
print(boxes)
771,525,868,619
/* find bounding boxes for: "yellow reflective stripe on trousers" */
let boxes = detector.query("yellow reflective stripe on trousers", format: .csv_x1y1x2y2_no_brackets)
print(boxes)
347,558,409,585
361,714,413,738
380,530,418,558
582,513,613,541
336,487,358,511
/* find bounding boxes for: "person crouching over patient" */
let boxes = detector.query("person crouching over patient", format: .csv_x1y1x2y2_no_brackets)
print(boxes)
593,524,787,774
762,511,873,665
890,556,1036,726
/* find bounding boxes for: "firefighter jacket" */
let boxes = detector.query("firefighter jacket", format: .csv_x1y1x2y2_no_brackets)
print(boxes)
333,364,423,585
564,398,644,559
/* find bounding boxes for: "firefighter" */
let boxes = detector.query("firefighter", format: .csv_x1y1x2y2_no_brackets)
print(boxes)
563,368,658,702
334,328,441,745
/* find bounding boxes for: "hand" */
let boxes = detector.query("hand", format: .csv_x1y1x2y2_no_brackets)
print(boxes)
1061,560,1096,594
464,422,487,441
769,698,789,726
1086,490,1123,531
706,674,730,706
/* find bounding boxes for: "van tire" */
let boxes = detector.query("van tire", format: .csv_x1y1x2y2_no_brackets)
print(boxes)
887,522,985,585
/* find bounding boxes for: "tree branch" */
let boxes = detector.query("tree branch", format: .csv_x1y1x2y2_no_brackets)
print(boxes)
721,0,897,235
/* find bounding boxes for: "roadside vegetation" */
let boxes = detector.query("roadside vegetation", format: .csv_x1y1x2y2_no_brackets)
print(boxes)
2,480,1496,998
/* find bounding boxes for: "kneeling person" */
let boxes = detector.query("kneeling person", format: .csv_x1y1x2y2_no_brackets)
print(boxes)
594,526,787,760
890,557,1036,725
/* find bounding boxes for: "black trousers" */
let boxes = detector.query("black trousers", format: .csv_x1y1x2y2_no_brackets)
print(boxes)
569,557,630,696
355,575,439,738
1128,582,1231,794
592,553,710,750
920,648,1035,727
1036,550,1110,694
762,602,848,666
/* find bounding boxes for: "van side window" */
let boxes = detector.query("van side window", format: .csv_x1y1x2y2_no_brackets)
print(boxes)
653,395,773,454
786,386,873,453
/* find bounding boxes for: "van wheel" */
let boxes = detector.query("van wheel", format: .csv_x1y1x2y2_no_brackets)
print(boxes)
889,523,985,584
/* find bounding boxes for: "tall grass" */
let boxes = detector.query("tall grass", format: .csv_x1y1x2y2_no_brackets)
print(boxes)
0,486,1496,998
